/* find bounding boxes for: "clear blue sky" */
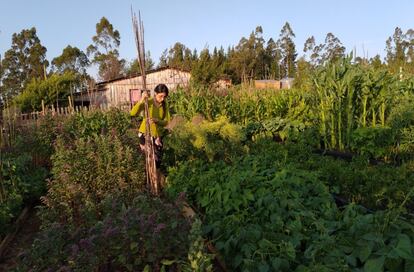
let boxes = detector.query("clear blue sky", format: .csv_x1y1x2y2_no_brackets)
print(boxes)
1,0,413,78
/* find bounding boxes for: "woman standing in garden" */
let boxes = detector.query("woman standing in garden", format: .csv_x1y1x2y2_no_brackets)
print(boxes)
130,83,171,167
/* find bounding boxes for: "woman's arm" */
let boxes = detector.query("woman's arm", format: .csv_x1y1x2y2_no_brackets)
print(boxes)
130,92,149,116
130,101,144,116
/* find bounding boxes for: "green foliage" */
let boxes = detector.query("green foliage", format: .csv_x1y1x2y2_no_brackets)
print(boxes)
279,22,297,78
18,194,192,272
183,218,214,272
51,45,90,75
125,52,154,75
0,152,47,238
62,108,131,141
87,17,125,80
191,48,222,87
350,127,394,159
247,117,307,141
313,56,399,151
42,133,145,226
1,27,48,99
166,141,414,271
169,87,317,126
386,93,414,161
165,116,246,163
14,71,78,112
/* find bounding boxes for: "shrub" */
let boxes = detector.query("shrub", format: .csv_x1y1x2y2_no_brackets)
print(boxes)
164,116,246,163
18,194,192,272
41,133,146,226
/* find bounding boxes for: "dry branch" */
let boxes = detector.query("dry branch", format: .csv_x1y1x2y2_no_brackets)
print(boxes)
132,9,159,195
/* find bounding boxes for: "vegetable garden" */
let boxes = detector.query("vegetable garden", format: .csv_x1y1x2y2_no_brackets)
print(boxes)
2,58,414,271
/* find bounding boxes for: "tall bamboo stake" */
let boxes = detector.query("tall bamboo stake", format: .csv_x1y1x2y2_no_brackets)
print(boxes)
132,9,159,195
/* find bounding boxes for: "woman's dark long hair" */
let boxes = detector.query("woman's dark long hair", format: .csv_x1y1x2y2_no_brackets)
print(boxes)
154,84,169,119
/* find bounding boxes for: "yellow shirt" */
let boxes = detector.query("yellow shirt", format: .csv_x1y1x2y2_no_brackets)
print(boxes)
130,97,171,137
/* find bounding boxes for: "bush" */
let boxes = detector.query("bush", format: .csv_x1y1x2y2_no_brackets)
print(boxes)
62,108,131,141
18,194,193,272
350,126,394,159
41,133,146,226
0,152,47,238
164,116,246,163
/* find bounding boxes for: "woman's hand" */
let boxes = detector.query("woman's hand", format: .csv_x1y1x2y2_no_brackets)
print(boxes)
155,137,162,147
140,90,149,103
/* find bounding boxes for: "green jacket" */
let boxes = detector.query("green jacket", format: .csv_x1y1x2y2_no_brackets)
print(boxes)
130,98,171,137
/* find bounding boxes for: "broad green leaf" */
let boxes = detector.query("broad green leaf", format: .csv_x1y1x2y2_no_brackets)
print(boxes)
405,260,414,272
234,254,243,267
394,234,414,261
364,256,384,272
258,263,270,272
358,244,373,263
130,242,138,250
161,259,176,265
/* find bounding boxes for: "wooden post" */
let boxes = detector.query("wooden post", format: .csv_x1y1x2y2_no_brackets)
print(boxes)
68,96,74,114
41,100,45,116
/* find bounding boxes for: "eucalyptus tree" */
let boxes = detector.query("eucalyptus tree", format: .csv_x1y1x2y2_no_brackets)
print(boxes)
304,33,345,66
51,45,90,75
167,42,187,69
278,22,297,78
230,26,266,82
87,17,125,81
385,27,414,74
252,26,266,79
191,48,216,86
385,27,406,71
369,55,384,70
264,38,282,79
183,47,194,70
126,51,154,75
322,33,346,63
304,36,323,66
158,49,168,68
1,27,48,99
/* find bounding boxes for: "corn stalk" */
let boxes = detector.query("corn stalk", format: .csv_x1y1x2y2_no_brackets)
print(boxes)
132,10,158,195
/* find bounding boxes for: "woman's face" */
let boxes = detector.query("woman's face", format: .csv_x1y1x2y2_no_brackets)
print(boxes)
155,92,167,104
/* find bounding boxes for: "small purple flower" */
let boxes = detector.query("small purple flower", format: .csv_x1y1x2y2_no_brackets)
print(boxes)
79,238,92,250
104,227,119,238
154,223,166,233
147,214,156,227
71,244,79,256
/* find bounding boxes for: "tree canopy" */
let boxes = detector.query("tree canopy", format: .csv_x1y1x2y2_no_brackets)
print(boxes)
87,17,125,81
1,27,48,100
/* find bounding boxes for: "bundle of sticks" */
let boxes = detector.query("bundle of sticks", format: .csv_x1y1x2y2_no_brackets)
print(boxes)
132,10,159,195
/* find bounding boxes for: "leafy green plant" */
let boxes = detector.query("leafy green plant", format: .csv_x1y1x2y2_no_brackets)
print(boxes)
350,126,394,159
166,140,414,271
42,133,145,226
165,116,246,163
0,152,47,238
18,194,193,272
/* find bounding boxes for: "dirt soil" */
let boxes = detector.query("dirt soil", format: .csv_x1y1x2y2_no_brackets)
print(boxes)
0,208,41,271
